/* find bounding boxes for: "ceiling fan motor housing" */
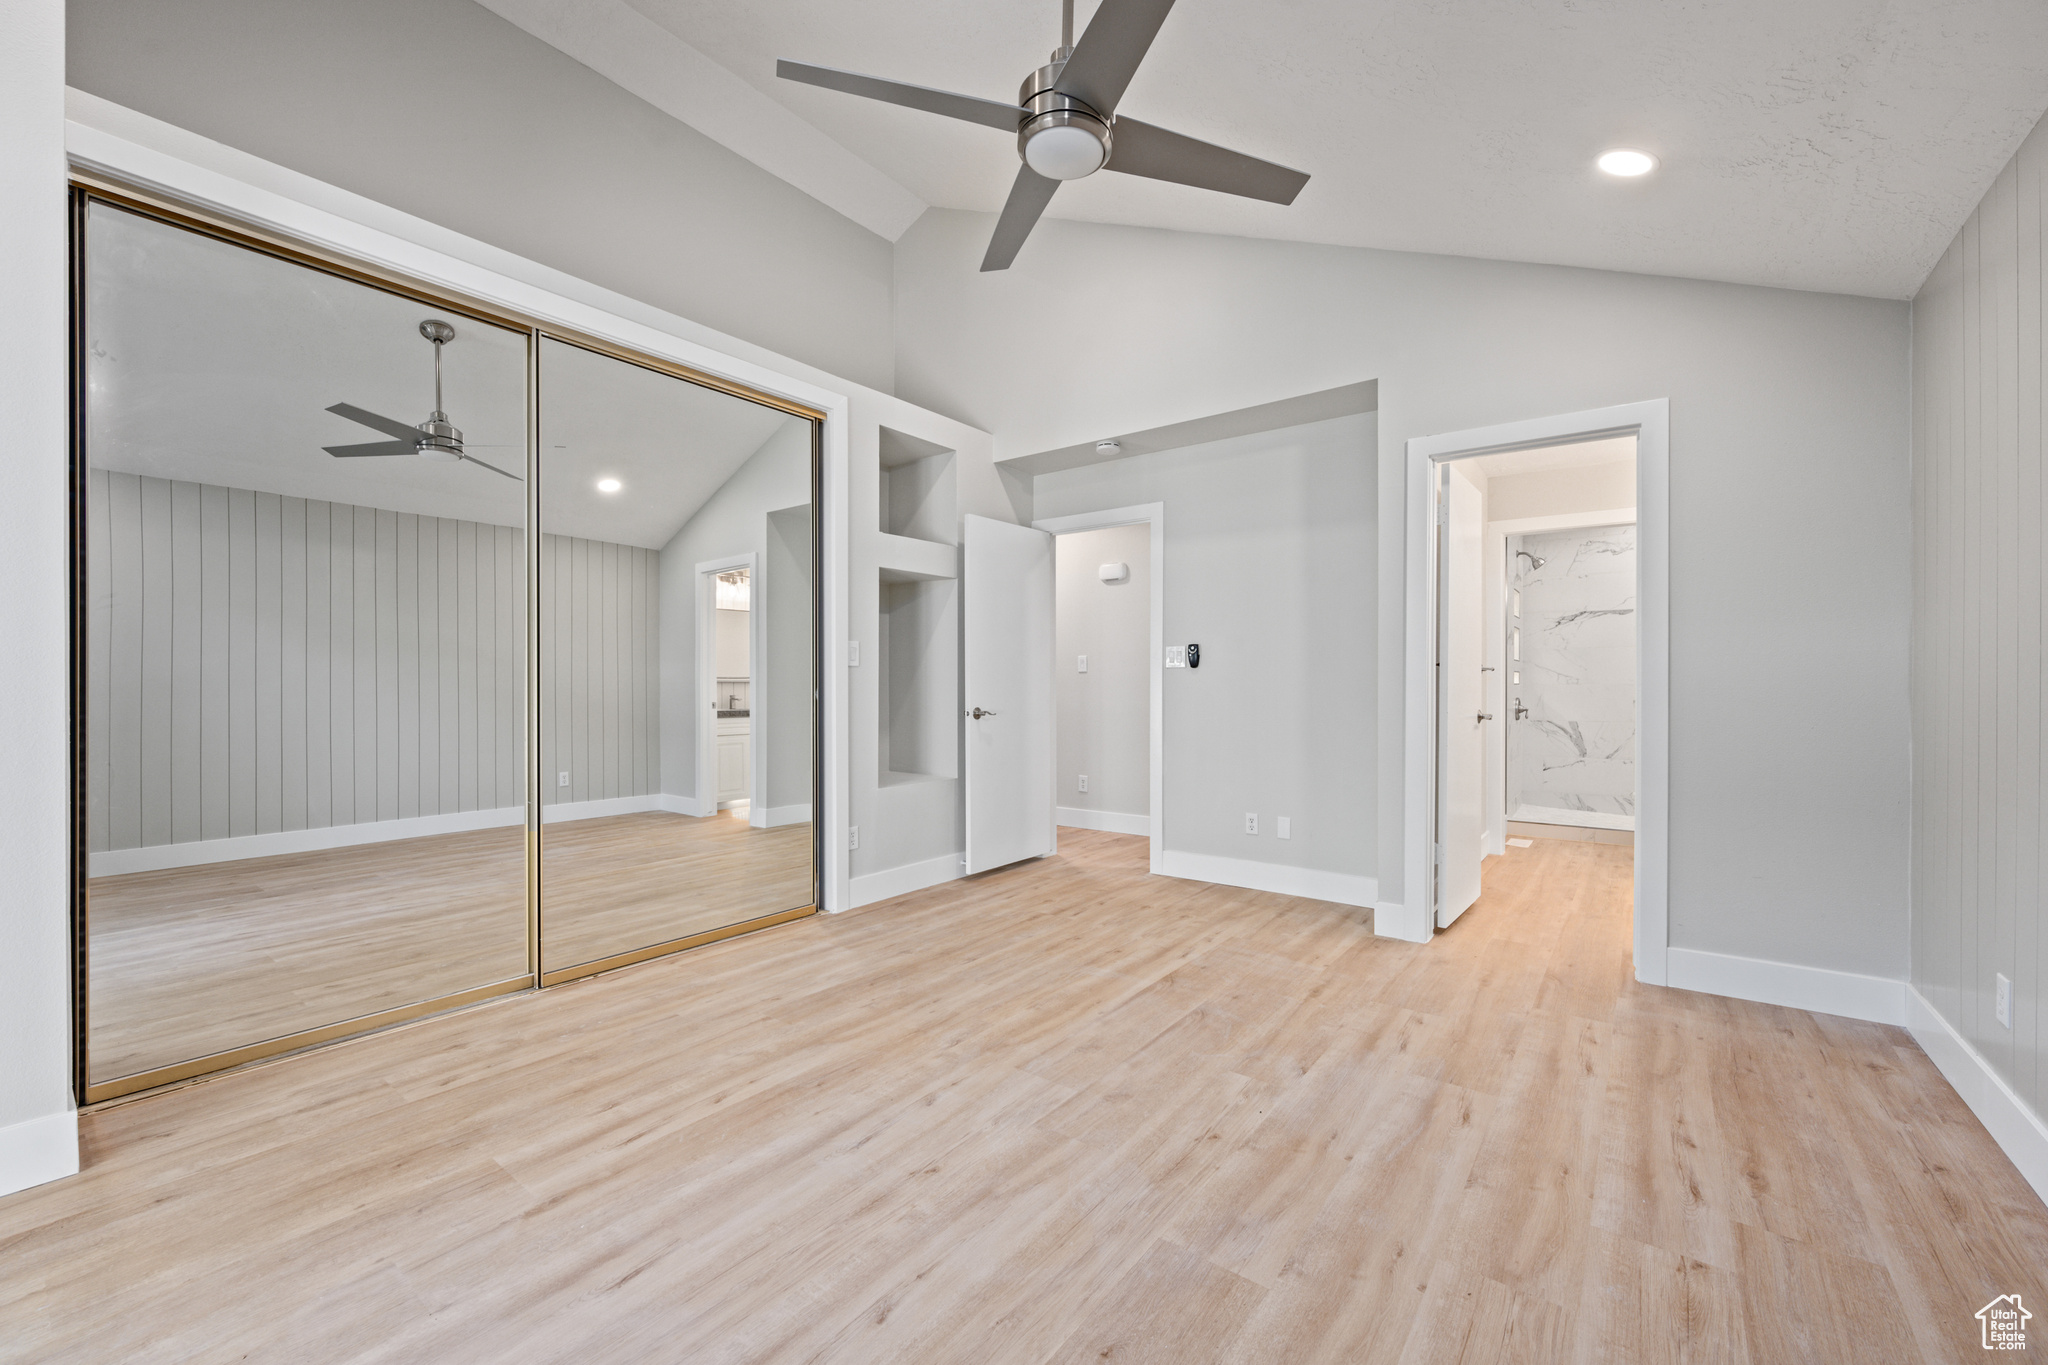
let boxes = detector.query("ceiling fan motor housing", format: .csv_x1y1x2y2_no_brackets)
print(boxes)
414,415,464,461
1018,59,1110,180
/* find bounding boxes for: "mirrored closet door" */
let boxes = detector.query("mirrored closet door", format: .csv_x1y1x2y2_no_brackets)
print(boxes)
79,199,533,1098
535,337,818,984
76,189,822,1101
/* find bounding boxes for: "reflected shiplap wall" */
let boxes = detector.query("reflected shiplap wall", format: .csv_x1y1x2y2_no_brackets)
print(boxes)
89,469,658,853
1911,111,2048,1126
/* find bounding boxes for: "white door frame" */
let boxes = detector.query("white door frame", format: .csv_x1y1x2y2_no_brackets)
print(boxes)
697,552,761,821
1032,503,1165,873
1401,400,1669,986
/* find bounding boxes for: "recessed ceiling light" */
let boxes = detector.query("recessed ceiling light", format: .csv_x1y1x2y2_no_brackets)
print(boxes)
596,477,622,493
1596,149,1658,178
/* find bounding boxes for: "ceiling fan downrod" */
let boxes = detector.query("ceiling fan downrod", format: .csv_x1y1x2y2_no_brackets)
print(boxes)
414,318,464,461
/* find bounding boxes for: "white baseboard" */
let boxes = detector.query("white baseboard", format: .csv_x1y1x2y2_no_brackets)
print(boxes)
658,793,709,818
0,1109,78,1198
91,793,710,874
1665,947,1905,1025
542,793,667,823
1907,986,2048,1204
755,802,811,828
1372,900,1429,943
849,851,965,908
1511,802,1634,832
1156,850,1375,909
1057,807,1150,837
91,805,525,876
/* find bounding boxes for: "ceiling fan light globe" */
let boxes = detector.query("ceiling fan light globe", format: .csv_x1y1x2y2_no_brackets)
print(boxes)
1022,117,1109,180
416,446,461,462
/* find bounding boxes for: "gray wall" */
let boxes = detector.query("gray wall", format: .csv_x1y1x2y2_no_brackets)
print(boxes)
89,468,659,852
660,416,812,802
1911,111,2048,1122
538,531,661,811
66,0,896,393
1055,524,1151,820
899,209,1913,978
1035,414,1376,880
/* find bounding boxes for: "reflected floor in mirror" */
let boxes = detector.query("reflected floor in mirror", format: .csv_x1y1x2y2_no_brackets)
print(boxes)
88,811,811,1084
541,810,813,973
87,829,529,1085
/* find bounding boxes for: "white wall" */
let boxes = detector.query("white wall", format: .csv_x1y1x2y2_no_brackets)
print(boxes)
1034,414,1375,885
1911,109,2048,1160
65,0,896,392
898,209,1912,980
0,0,77,1193
714,609,750,680
1055,525,1151,824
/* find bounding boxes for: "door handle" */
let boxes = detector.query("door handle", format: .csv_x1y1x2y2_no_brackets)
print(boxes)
1477,713,1494,722
968,707,998,719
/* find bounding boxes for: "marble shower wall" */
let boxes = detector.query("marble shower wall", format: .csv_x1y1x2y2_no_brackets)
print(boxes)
1509,524,1636,827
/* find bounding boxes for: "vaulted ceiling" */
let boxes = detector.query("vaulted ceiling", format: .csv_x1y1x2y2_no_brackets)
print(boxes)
480,0,2048,298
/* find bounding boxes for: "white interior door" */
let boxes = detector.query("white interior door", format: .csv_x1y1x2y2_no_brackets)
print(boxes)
1437,462,1487,927
963,514,1056,874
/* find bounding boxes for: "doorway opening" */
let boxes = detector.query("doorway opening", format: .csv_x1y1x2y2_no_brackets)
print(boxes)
1403,401,1668,981
1031,505,1165,871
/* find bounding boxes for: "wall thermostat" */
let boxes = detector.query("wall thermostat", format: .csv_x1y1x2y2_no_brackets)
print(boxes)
1098,562,1129,584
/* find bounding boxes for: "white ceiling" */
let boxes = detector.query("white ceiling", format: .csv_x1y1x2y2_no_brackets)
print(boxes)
86,202,796,549
512,0,2048,298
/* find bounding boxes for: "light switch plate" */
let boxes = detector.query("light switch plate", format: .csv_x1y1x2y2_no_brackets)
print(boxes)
1996,972,2013,1028
847,640,860,667
1277,816,1291,840
1166,645,1187,668
1078,654,1088,672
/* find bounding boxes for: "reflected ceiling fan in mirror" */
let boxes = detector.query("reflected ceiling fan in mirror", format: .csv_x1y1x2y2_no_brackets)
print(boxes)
323,319,522,480
778,0,1308,271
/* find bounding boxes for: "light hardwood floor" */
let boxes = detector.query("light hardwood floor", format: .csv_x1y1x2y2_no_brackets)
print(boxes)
15,831,2044,1363
87,810,812,1083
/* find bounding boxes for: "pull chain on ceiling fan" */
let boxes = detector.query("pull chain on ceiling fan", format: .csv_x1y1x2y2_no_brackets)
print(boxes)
322,319,522,480
777,0,1309,271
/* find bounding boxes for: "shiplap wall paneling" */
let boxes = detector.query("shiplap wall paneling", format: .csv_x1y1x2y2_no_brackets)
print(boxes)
87,473,547,852
538,533,661,809
1912,115,2046,1121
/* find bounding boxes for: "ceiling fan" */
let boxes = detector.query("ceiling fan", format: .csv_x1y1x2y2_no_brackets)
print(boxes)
778,0,1309,271
322,319,522,479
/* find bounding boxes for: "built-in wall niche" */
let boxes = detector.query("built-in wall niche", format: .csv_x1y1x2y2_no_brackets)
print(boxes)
878,569,959,785
879,427,957,545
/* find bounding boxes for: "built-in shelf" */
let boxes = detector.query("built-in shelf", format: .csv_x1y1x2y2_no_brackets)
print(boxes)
879,427,956,547
877,568,958,785
879,769,953,788
876,533,957,582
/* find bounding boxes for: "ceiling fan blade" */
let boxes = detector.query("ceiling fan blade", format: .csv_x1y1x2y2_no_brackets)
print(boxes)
776,60,1023,131
1053,0,1177,117
1106,117,1309,205
457,451,523,481
323,440,417,459
326,402,423,442
981,165,1062,272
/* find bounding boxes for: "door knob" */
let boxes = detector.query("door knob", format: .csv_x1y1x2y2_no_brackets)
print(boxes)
969,707,998,719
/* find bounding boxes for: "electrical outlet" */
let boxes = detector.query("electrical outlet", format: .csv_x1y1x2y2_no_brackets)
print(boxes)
1244,812,1258,835
1077,654,1088,672
847,640,860,667
1996,972,2013,1028
1277,816,1291,840
849,825,859,851
558,771,569,788
1078,774,1089,793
